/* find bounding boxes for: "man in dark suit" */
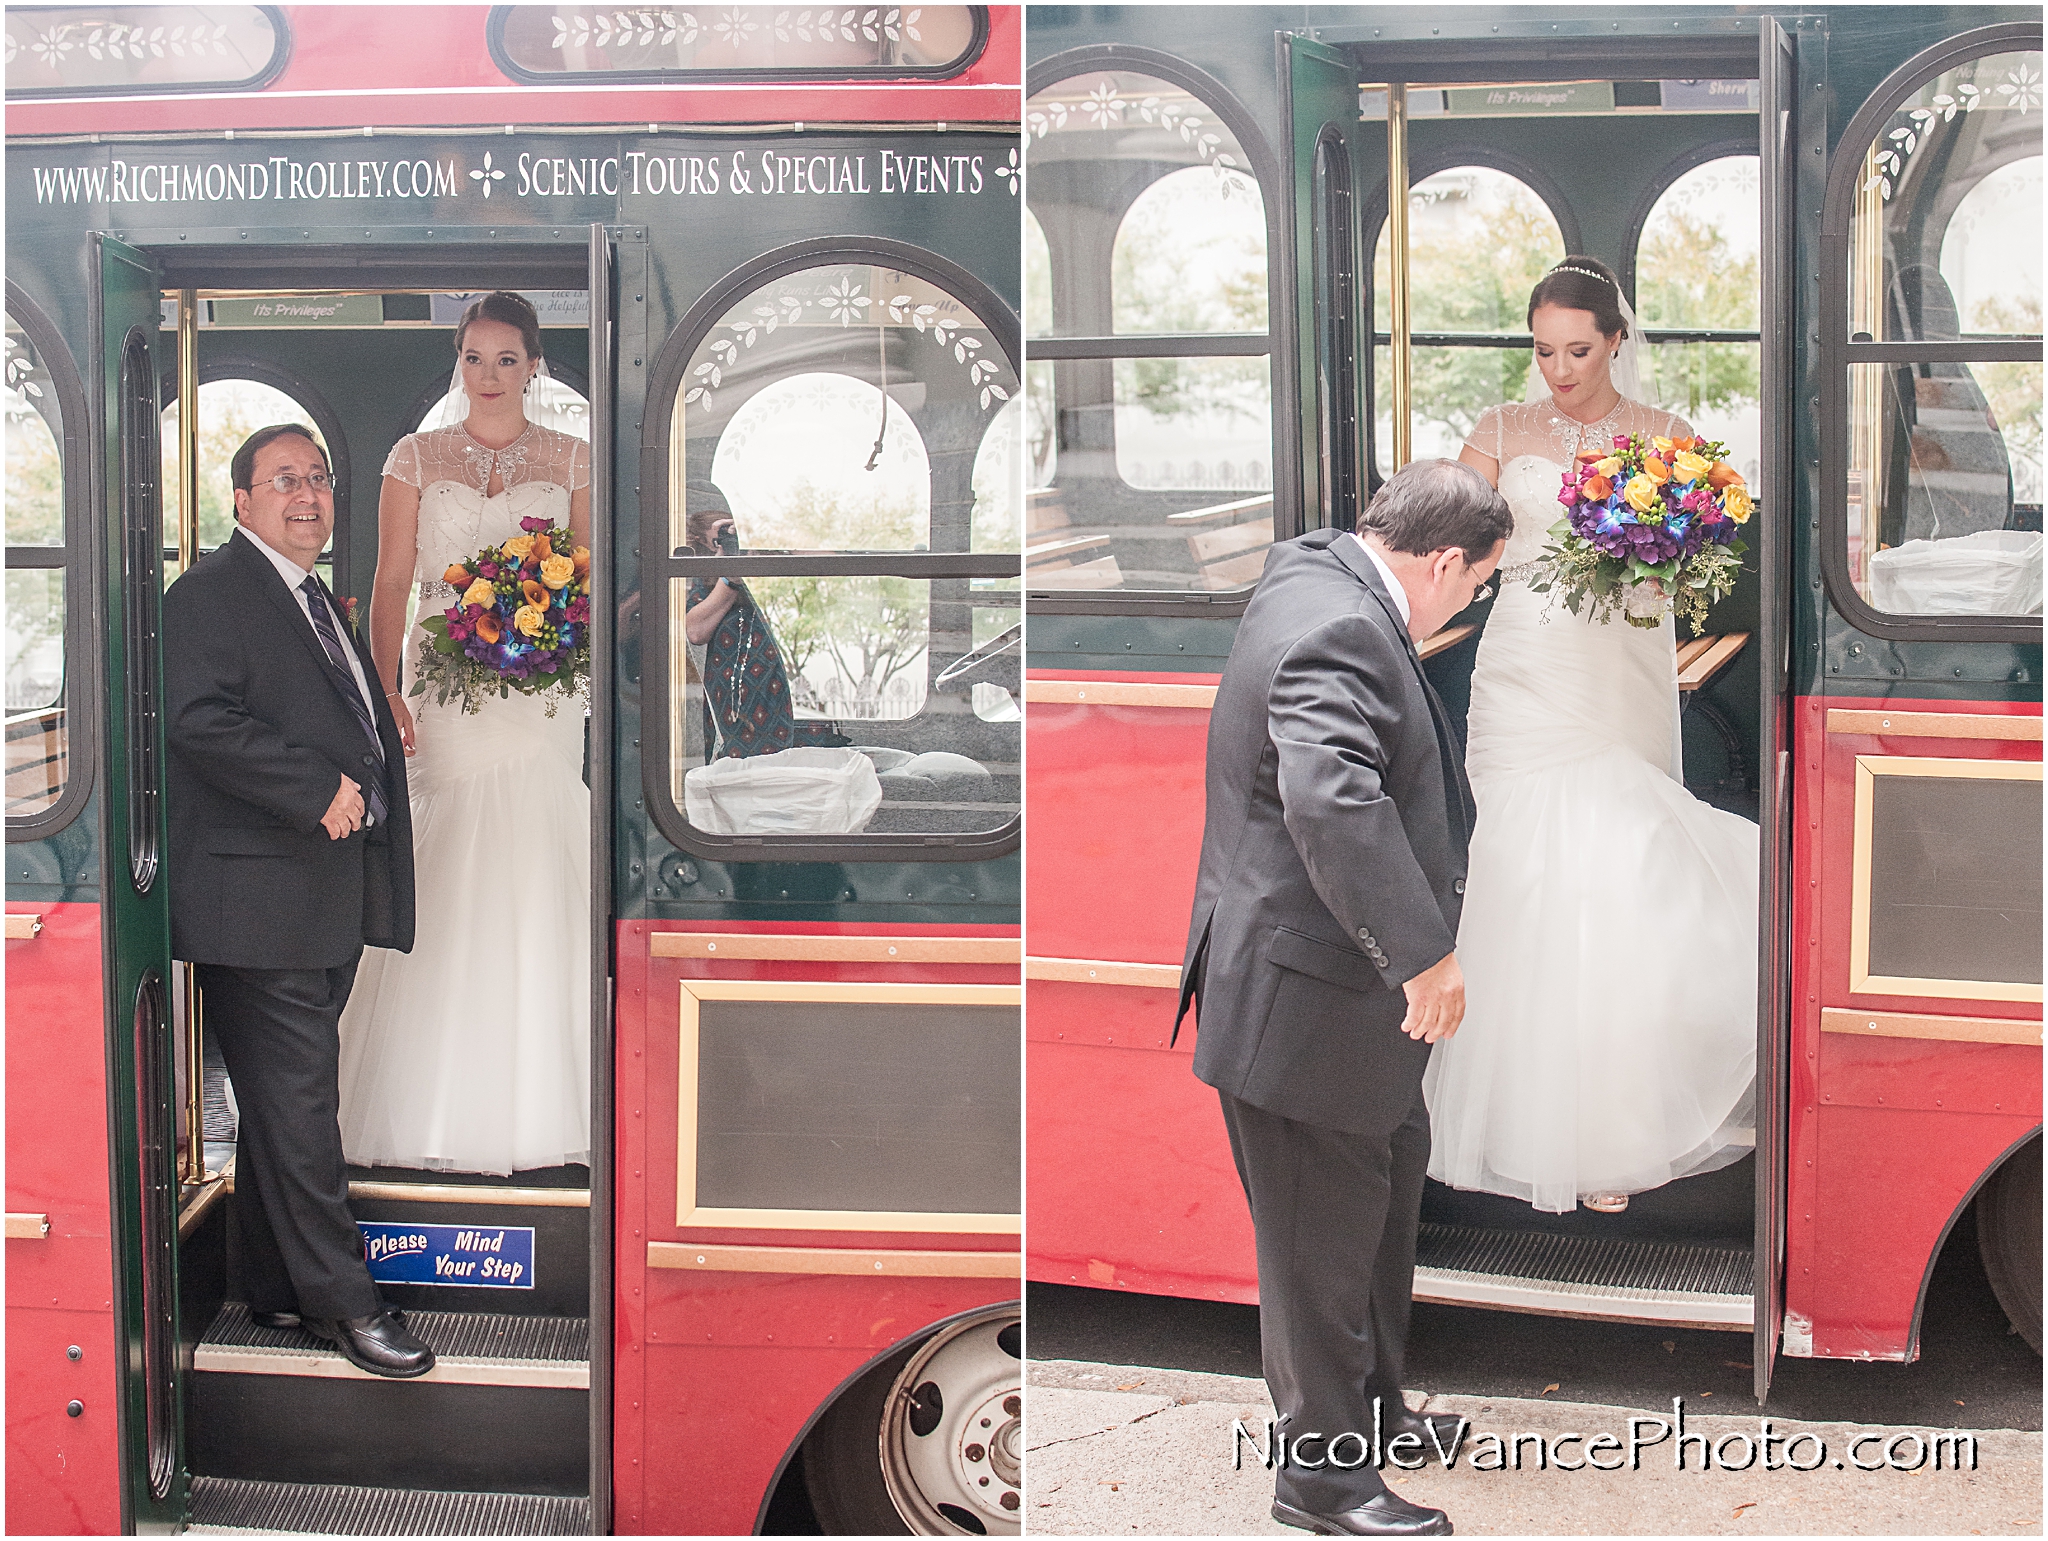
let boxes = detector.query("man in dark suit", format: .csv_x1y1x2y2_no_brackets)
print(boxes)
164,423,433,1378
1177,459,1511,1537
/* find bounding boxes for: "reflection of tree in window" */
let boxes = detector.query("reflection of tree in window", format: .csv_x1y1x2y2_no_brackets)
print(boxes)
6,320,65,716
972,394,1022,551
1026,208,1053,338
1943,159,2043,503
711,372,933,721
161,379,330,554
1372,167,1564,461
1639,156,1762,482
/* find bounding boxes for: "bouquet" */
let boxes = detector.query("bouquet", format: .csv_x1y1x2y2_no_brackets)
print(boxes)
1531,432,1752,631
413,515,591,715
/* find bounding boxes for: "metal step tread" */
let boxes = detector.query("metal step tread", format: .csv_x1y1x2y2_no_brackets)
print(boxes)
1414,1223,1754,1327
195,1303,589,1387
187,1475,591,1535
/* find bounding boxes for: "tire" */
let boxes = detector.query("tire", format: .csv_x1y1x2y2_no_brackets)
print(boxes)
1976,1135,2041,1354
803,1304,1021,1536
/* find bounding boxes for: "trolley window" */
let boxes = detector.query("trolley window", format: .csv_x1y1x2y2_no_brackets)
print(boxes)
161,378,336,590
1370,166,1564,478
648,246,1020,859
1825,34,2044,631
1024,63,1277,596
5,308,72,823
489,5,986,83
3,5,286,99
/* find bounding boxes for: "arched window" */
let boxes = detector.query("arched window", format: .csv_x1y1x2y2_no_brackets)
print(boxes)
1025,63,1276,592
648,248,1020,855
1828,36,2043,626
415,372,591,440
161,378,332,559
1637,155,1762,486
1371,166,1565,474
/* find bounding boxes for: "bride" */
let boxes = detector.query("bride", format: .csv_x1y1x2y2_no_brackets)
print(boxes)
338,290,592,1175
1422,257,1756,1215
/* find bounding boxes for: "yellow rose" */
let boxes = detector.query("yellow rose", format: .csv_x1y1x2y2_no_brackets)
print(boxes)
540,553,576,590
1594,456,1623,477
1652,436,1675,456
461,577,497,610
1722,483,1754,524
1622,473,1663,514
513,603,546,637
502,534,536,561
1672,449,1713,484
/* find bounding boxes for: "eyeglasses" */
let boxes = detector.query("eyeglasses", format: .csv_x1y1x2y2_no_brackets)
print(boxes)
260,471,333,496
1469,580,1496,604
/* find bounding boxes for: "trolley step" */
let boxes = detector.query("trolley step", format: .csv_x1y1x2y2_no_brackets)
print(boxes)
188,1305,589,1497
1413,1223,1754,1330
186,1474,592,1535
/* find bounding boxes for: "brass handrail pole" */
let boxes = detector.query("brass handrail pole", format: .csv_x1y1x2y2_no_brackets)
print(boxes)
176,290,210,1187
1386,82,1412,470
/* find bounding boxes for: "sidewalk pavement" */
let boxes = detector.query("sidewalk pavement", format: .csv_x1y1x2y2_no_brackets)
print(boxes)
1026,1359,2043,1536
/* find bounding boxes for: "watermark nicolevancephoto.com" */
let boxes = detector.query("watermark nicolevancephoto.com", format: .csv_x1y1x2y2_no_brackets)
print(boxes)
1232,1399,1981,1475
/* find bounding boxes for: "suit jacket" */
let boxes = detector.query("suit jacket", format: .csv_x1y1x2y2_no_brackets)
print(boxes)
1176,530,1477,1138
163,530,416,970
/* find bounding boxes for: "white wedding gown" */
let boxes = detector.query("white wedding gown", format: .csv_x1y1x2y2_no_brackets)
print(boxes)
1422,399,1757,1213
338,423,592,1175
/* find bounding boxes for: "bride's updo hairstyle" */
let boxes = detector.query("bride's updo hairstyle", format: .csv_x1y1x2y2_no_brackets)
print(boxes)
1359,459,1513,564
456,289,543,361
1525,257,1627,341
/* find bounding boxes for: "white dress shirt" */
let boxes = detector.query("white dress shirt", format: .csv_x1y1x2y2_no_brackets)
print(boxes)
237,524,378,715
1347,531,1412,630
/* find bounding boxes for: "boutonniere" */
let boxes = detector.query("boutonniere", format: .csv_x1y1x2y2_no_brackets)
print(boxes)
340,595,362,636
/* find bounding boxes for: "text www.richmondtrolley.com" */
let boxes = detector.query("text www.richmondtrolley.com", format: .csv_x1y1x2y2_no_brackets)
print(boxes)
1232,1399,1980,1474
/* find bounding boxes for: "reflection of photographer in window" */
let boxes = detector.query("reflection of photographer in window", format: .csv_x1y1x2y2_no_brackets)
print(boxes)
682,484,849,758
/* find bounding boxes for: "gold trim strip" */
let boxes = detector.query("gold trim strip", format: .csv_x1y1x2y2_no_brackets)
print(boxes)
4,914,43,940
1025,957,1181,990
1850,755,2045,1005
651,933,1019,964
178,1177,230,1239
677,980,1021,1234
1828,710,2042,742
648,1242,1019,1277
347,1182,592,1208
5,1213,50,1239
1821,1008,2042,1047
1024,680,1218,709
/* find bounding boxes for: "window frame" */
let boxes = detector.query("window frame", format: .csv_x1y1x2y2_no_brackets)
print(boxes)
5,281,97,845
1818,20,2045,645
486,4,988,86
639,235,1022,865
1023,45,1283,617
2,4,291,100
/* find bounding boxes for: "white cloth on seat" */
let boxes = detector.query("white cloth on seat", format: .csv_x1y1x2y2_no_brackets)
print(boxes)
1869,530,2042,616
1422,419,1758,1213
336,423,590,1176
683,746,882,835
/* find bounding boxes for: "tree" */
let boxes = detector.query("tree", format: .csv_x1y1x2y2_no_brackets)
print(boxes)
1636,206,1762,422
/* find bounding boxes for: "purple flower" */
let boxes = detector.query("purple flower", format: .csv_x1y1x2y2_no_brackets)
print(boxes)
520,515,551,533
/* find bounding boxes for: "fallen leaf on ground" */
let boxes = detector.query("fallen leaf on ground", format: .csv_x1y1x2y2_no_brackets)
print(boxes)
1541,1383,1560,1395
1116,1382,1143,1391
1723,1361,1748,1369
1733,1503,1757,1518
1661,1341,1676,1354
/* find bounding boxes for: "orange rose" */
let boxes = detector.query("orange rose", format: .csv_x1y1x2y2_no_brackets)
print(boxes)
1671,435,1696,453
443,563,472,586
1575,448,1605,464
572,545,591,576
521,578,549,609
1707,461,1745,489
533,534,553,561
475,613,502,643
1642,456,1671,484
1582,473,1613,502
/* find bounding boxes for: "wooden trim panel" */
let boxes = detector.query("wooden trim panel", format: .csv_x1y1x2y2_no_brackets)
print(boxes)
1821,1008,2042,1047
4,914,43,940
651,932,1018,964
1025,956,1181,989
648,1242,1019,1278
1024,680,1218,709
5,1213,50,1239
1828,709,2043,742
347,1182,593,1209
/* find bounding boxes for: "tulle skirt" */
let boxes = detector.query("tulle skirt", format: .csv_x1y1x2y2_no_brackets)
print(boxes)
338,684,591,1175
1422,579,1758,1213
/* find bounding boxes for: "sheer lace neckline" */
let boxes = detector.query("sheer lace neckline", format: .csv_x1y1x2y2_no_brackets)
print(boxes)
1475,396,1689,472
459,419,536,456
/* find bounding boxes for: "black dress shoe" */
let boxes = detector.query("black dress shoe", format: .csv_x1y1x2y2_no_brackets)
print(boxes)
1272,1493,1453,1537
305,1309,435,1378
248,1309,301,1331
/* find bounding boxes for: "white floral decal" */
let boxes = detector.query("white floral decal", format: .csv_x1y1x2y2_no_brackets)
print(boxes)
553,9,701,49
469,151,507,197
992,146,1020,196
1027,74,1256,202
547,5,922,56
4,334,47,423
1864,55,2039,202
7,15,236,79
682,276,1013,413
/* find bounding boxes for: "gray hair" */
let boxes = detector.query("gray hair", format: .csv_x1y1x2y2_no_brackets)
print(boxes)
1358,459,1513,564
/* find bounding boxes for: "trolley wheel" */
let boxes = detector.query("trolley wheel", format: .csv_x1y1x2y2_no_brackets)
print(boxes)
803,1304,1021,1536
1976,1135,2041,1354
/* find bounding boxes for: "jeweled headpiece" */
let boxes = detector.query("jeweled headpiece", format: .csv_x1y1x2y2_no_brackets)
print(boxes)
1547,264,1615,288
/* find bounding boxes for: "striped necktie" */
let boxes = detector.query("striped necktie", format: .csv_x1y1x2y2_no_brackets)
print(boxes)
298,576,388,825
